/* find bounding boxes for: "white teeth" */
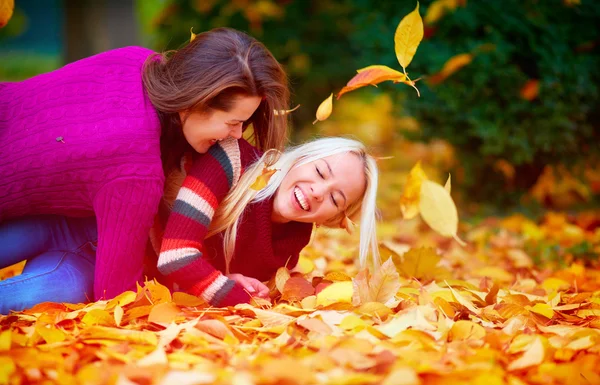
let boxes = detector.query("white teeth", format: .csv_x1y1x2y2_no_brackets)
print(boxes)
294,187,309,211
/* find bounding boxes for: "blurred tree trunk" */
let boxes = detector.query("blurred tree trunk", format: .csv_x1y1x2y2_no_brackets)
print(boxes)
64,0,139,63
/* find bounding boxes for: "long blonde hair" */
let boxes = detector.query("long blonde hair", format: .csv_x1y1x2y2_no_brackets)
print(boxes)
142,27,290,176
208,137,380,272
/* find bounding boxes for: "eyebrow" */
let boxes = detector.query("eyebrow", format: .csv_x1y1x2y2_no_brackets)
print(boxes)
323,159,347,206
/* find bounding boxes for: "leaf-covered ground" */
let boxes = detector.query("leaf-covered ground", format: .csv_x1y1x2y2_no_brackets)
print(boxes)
1,208,599,385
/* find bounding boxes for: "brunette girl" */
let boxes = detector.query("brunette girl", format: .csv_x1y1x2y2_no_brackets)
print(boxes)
0,28,290,313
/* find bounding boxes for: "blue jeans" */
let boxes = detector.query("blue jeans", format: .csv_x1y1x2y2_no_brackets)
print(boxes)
0,215,98,314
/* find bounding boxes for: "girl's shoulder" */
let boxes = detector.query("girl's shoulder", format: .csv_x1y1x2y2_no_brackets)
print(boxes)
66,46,156,71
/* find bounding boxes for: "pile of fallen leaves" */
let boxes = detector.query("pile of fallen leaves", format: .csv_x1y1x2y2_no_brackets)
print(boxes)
1,210,599,385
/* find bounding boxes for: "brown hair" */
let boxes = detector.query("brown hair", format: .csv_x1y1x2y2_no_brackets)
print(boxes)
142,27,290,175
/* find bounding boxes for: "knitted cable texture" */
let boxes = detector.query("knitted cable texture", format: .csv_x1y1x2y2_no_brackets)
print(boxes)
0,47,164,300
157,138,251,306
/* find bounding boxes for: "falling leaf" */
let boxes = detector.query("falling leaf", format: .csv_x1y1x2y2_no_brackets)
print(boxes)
250,167,278,191
313,93,333,124
316,281,353,307
337,65,407,99
419,180,465,245
400,161,428,219
424,0,464,25
0,0,14,28
520,79,540,101
394,2,424,70
428,53,473,85
273,104,301,116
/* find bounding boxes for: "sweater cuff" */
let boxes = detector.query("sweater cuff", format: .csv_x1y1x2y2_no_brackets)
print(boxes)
189,275,251,307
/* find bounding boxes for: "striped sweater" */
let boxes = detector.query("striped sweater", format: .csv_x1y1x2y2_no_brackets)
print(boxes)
156,137,313,307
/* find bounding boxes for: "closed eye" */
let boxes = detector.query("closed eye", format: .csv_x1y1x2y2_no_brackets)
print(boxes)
331,194,338,207
316,166,324,179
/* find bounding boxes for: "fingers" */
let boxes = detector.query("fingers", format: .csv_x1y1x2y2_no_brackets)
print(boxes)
227,273,270,298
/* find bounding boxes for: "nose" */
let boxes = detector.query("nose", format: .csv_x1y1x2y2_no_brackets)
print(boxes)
229,123,243,139
310,183,325,202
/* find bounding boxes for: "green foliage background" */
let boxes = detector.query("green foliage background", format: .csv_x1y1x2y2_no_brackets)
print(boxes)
138,0,600,206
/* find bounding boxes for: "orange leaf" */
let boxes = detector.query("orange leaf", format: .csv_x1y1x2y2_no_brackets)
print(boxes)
148,302,181,325
428,53,473,85
337,65,406,99
250,167,277,191
281,277,315,302
520,79,539,101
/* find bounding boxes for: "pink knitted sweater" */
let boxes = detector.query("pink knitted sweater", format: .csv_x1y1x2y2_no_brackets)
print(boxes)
0,47,164,300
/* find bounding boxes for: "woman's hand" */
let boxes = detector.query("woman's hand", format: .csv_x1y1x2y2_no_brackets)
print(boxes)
227,273,270,299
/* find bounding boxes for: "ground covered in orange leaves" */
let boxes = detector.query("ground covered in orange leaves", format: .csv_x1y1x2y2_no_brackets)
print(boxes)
1,208,599,385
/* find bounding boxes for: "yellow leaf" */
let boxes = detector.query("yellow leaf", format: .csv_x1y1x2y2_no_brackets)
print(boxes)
316,281,353,307
395,2,424,70
190,27,197,42
425,0,461,25
368,257,401,304
35,323,66,344
301,295,317,310
292,256,314,274
313,93,333,124
0,357,15,384
80,326,158,345
428,53,473,85
507,336,545,371
449,320,486,341
114,305,123,327
0,0,14,28
81,309,115,326
392,246,444,281
351,269,370,306
528,303,555,319
273,104,301,116
0,330,10,351
399,161,428,219
356,302,393,320
275,267,291,293
339,315,367,330
444,174,451,193
173,291,204,307
250,167,277,191
419,180,466,245
337,65,407,99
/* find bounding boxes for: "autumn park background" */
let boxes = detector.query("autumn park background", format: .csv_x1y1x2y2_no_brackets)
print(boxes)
1,1,600,384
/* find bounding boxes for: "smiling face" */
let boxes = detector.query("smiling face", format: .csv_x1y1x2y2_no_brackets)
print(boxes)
179,95,262,153
271,152,367,225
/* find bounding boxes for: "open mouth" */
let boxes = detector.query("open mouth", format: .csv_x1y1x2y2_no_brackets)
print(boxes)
294,186,310,211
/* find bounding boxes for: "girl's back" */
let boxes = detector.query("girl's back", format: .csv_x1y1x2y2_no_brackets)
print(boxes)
0,46,163,220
